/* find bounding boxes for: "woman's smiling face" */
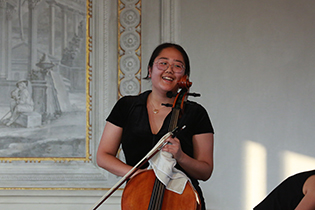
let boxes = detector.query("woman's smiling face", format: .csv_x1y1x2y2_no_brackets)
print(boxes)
149,47,185,94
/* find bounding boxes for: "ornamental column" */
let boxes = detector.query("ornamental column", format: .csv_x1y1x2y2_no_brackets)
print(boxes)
0,0,6,80
5,3,15,80
47,0,56,56
73,11,79,36
27,0,39,78
60,5,68,53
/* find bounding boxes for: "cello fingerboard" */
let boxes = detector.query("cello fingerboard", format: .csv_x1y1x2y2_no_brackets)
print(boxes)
148,178,166,210
169,108,180,131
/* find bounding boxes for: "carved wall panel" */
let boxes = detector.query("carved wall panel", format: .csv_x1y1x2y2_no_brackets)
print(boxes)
118,0,141,98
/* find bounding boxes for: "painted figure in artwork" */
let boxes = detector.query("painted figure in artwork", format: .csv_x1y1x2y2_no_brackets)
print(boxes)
3,80,34,126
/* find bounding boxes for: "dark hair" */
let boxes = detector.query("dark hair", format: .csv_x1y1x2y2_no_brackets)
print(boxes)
144,43,190,79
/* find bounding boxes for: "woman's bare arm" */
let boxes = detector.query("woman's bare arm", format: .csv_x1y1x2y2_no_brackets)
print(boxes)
295,175,315,210
96,122,133,177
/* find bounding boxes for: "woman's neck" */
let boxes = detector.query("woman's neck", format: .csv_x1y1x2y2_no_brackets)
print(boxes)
149,90,174,107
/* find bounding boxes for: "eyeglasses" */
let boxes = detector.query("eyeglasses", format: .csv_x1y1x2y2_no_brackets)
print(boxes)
154,58,185,73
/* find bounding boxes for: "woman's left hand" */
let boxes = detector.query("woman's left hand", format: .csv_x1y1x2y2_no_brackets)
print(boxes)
162,133,214,181
161,137,183,161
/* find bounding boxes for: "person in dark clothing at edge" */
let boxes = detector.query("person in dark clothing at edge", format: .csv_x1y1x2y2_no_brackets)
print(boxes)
97,43,214,210
254,169,315,210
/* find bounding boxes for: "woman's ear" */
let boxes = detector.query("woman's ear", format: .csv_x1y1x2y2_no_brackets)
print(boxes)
148,67,152,78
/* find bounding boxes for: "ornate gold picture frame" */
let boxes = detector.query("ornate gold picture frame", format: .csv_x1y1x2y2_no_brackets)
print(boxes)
0,0,90,163
0,0,101,190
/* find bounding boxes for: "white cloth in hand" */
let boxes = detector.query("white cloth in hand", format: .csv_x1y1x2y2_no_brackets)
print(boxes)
148,150,189,194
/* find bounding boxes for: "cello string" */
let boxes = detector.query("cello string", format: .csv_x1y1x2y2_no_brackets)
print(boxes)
155,179,165,210
148,178,165,210
148,178,159,210
150,105,181,209
169,109,180,131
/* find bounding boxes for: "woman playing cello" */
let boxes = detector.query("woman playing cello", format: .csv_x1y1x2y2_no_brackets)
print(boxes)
96,43,214,210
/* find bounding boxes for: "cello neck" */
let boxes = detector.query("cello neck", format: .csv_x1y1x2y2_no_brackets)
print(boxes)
147,77,190,209
168,108,181,131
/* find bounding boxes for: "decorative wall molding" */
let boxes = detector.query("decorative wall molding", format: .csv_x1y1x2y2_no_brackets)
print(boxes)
117,0,141,98
103,0,110,116
161,0,181,43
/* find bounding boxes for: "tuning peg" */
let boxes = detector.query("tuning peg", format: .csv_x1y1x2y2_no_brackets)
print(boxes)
161,103,172,107
187,92,201,97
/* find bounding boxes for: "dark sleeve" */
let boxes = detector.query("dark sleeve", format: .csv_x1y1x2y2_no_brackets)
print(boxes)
191,103,214,135
106,96,130,128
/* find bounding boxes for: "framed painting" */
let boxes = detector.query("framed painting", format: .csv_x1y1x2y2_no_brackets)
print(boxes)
0,0,104,189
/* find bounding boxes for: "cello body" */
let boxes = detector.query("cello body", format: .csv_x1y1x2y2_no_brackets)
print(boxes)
122,169,201,210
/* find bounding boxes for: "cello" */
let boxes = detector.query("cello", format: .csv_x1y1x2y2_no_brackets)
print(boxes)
90,75,201,210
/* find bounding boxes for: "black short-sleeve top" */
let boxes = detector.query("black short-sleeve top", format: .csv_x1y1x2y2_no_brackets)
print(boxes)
254,170,315,210
106,90,214,182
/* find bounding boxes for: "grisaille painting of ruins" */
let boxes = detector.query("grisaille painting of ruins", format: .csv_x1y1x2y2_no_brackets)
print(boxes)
0,0,88,160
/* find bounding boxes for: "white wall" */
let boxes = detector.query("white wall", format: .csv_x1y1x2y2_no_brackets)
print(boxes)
176,0,315,209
